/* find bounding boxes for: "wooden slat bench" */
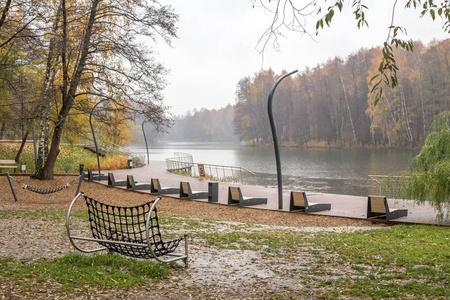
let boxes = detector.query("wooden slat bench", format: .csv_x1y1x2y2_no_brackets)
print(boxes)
150,178,179,195
227,186,267,206
126,175,151,190
0,160,17,173
367,196,408,220
289,191,331,213
107,173,127,187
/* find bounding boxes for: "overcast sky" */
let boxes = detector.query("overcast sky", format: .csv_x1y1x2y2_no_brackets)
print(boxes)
155,0,449,116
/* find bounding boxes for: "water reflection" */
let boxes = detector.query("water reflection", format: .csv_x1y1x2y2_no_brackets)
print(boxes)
129,142,418,197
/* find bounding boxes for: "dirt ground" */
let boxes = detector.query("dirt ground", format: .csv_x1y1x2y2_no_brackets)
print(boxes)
0,175,377,227
0,175,383,299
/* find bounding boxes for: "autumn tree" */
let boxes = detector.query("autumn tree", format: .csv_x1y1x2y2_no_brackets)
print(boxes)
32,0,178,179
0,0,44,147
254,0,449,105
233,40,449,148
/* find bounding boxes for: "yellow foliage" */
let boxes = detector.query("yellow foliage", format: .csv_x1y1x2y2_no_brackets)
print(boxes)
83,155,129,171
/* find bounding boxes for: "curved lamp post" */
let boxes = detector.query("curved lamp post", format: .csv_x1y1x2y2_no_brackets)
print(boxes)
268,70,298,209
89,99,107,179
141,120,150,165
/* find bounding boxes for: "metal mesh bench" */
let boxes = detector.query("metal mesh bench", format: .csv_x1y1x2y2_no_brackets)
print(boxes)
66,192,188,267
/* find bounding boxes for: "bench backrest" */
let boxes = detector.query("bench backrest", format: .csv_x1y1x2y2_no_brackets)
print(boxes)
369,196,387,214
0,160,15,164
292,191,306,207
108,173,114,185
151,178,160,191
126,175,136,188
181,182,189,194
229,186,241,201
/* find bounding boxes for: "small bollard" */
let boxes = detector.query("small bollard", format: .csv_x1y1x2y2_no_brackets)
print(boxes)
127,159,133,169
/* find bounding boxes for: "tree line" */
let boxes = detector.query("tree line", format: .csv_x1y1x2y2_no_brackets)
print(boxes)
234,39,450,148
158,105,238,143
161,39,448,148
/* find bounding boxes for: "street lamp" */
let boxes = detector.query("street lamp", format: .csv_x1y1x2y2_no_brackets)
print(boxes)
267,70,298,210
142,120,150,165
89,99,107,180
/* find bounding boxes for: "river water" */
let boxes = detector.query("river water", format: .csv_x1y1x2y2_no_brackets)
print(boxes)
129,142,419,197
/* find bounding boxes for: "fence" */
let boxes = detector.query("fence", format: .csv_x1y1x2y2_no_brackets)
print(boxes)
85,142,146,166
166,152,256,185
368,175,409,200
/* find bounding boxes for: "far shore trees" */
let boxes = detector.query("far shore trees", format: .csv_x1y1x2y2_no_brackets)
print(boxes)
233,39,449,148
254,0,449,105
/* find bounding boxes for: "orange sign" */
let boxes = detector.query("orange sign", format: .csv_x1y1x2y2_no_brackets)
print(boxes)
198,164,206,177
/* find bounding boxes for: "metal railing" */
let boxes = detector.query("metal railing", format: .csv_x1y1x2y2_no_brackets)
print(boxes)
368,175,409,200
85,142,146,165
165,152,256,185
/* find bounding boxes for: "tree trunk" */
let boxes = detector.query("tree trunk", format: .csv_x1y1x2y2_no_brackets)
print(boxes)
400,89,414,144
39,0,100,179
0,121,5,139
337,66,357,145
15,130,29,162
34,3,62,179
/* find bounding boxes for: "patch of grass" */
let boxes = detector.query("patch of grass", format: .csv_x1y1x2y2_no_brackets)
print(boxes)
0,208,88,222
1,207,448,299
197,229,310,252
308,225,450,299
0,252,171,292
0,143,129,173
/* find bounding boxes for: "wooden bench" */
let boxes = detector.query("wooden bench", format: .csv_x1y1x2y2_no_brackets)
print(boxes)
367,196,408,220
66,192,188,267
107,173,127,187
87,169,108,181
289,191,331,213
150,178,179,195
227,186,267,206
0,160,17,173
179,181,209,199
126,175,151,190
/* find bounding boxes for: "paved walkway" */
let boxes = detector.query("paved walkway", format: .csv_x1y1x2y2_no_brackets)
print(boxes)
95,161,449,226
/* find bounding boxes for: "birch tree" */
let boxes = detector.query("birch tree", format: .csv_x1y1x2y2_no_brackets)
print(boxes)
33,0,178,179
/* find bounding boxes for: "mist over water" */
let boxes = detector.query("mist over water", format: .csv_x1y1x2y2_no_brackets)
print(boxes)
129,142,418,197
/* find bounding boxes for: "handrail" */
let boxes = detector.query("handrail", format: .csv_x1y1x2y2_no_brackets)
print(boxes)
165,153,256,185
85,141,146,165
368,175,409,199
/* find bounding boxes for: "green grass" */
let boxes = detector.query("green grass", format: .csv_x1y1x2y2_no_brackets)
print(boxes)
0,253,171,292
0,143,98,173
0,142,137,173
0,208,88,222
0,207,448,299
309,225,450,299
191,224,449,299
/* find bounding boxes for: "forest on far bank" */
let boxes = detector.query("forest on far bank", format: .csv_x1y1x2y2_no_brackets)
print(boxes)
161,39,449,148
